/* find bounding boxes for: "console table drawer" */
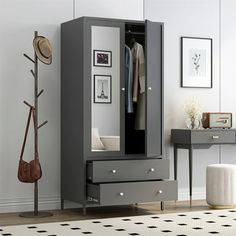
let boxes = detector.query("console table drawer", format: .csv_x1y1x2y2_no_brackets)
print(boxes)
87,181,177,206
191,130,236,144
87,159,169,183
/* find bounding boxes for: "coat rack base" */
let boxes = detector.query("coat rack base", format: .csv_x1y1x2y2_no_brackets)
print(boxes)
19,211,53,218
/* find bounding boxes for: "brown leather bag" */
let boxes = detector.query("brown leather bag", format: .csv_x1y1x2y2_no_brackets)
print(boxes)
18,107,42,183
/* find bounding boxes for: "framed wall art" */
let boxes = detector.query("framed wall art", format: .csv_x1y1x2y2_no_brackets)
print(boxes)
94,75,112,104
181,37,212,88
93,50,112,67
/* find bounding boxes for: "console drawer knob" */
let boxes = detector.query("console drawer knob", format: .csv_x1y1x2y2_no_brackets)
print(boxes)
150,168,155,172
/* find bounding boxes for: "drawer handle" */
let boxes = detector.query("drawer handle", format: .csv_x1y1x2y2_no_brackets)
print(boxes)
121,88,125,91
119,192,124,196
212,135,219,139
158,190,163,194
149,168,155,172
111,169,117,174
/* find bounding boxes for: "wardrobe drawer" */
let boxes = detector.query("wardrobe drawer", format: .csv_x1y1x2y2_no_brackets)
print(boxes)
87,159,169,183
87,180,177,206
191,130,236,144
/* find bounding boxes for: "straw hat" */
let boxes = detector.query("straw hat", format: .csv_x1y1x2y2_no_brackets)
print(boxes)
33,36,52,65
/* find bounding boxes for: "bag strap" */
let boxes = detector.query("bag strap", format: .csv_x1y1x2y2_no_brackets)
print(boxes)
20,107,33,161
32,108,39,159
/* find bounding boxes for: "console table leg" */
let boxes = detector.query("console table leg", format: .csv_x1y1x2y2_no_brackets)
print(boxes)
174,144,178,181
189,146,193,207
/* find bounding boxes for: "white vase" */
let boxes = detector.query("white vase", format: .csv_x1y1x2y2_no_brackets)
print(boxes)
186,117,201,129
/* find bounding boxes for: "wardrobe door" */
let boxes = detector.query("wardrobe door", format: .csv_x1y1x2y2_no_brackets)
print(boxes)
145,20,163,158
85,19,125,157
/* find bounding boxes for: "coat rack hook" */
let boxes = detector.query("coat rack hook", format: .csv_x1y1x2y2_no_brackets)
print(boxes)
38,120,48,129
30,69,35,78
37,89,44,97
23,53,35,64
23,100,34,108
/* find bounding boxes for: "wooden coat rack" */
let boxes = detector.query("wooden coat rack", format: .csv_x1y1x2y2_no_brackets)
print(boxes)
19,31,52,218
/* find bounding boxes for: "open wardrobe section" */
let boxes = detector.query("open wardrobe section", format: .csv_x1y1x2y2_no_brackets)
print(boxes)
61,17,177,213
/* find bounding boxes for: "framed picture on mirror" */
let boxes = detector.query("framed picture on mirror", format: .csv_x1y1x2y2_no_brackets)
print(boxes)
181,37,212,88
93,50,112,67
94,75,112,104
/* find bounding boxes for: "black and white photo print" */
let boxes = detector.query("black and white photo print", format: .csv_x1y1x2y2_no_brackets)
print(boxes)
94,75,112,103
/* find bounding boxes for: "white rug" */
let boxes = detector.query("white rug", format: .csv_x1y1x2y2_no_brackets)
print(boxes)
1,209,236,236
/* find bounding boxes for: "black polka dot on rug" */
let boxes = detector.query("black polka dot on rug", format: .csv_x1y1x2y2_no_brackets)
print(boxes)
192,217,201,220
218,215,227,217
116,229,126,231
161,230,172,233
178,214,186,216
122,218,131,221
209,232,220,234
82,232,93,234
151,216,160,219
206,221,216,223
103,225,113,227
176,235,187,236
178,223,187,226
92,221,101,223
37,230,47,233
134,222,144,225
71,227,80,230
222,224,232,227
47,235,57,236
163,219,173,222
147,226,157,228
2,234,12,236
28,226,37,229
229,210,236,212
60,223,70,226
0,229,2,231
192,227,203,230
129,233,140,235
204,212,213,214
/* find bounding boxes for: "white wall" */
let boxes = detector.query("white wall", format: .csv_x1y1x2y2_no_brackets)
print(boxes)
145,0,220,200
221,0,236,165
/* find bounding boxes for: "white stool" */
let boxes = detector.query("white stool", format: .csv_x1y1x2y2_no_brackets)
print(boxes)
206,164,236,208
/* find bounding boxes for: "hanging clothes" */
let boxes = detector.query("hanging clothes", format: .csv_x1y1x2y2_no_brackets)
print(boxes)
125,45,133,113
131,42,145,130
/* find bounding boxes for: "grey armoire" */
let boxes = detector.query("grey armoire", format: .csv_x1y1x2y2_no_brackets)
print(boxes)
61,16,177,213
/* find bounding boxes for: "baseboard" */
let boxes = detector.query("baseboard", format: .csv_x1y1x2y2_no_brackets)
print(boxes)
0,196,61,213
178,187,206,201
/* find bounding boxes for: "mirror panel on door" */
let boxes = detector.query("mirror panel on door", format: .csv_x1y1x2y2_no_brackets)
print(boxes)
91,26,120,152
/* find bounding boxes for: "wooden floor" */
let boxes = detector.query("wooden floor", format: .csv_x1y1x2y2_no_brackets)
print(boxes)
0,200,209,226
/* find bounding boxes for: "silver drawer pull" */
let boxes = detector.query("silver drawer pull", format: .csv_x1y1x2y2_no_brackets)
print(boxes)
111,169,117,174
149,168,155,172
212,135,219,139
158,190,163,194
121,88,125,91
148,87,152,91
119,192,124,196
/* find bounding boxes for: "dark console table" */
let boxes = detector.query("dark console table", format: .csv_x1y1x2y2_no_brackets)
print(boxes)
171,128,236,205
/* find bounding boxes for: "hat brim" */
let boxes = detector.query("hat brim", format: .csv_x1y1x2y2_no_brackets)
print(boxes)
33,36,52,65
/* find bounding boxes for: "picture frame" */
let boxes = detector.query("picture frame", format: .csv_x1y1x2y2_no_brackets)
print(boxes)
94,75,112,104
181,37,212,88
93,50,112,67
